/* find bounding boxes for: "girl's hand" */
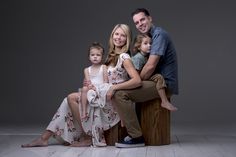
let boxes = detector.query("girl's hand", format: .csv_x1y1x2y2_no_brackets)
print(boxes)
88,84,95,90
83,79,91,87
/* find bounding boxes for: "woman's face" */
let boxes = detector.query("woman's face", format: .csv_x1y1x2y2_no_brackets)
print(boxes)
112,27,127,48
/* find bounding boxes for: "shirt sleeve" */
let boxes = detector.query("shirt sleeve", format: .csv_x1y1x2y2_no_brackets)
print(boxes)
132,54,145,71
120,53,131,61
150,32,168,56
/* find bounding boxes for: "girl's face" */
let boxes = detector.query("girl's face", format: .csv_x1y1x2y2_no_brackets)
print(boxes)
89,48,103,65
112,27,127,48
140,37,151,53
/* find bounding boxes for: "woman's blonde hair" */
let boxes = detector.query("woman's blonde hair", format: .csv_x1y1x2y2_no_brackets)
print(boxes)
105,24,132,66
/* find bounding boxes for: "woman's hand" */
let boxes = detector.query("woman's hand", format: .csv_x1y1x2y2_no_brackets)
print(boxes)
106,85,115,101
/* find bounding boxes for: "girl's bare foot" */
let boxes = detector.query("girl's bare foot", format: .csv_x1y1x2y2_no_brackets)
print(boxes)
70,136,92,147
95,139,107,147
161,101,178,111
21,137,48,148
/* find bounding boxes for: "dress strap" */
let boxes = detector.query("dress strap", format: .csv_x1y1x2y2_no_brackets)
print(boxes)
88,65,103,75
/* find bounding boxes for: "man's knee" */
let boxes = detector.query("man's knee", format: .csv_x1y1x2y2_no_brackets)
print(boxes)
114,90,127,100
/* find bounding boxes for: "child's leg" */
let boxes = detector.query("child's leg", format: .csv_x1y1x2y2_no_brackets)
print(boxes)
157,88,177,111
150,74,177,111
81,86,89,119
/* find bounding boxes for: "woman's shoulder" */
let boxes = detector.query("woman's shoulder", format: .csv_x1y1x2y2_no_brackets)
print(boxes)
120,52,131,60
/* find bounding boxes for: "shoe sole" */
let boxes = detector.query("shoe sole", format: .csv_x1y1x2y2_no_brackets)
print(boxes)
115,142,145,148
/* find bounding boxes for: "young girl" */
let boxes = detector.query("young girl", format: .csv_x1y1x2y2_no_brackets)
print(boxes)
132,34,177,111
78,42,120,147
80,42,109,120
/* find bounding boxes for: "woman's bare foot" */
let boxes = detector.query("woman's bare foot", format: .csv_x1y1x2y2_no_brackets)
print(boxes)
21,137,48,148
70,136,92,147
161,101,178,111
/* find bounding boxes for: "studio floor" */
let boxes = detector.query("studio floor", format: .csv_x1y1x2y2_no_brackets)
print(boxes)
0,123,235,157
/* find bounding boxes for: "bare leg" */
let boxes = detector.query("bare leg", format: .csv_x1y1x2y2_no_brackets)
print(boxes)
67,92,92,146
151,74,177,111
81,86,89,120
21,130,53,147
67,92,84,131
158,88,177,111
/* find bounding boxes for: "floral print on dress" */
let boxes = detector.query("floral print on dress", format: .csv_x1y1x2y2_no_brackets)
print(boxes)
107,53,130,84
54,126,64,136
52,110,60,121
65,112,76,132
46,98,82,144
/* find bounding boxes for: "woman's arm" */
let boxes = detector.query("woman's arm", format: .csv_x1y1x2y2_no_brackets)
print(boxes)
113,59,142,91
102,65,109,83
106,59,142,100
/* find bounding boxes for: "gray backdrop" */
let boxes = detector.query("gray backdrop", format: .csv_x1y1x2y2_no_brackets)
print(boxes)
1,0,236,126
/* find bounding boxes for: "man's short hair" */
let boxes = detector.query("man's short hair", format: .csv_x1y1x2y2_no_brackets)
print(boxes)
131,8,150,17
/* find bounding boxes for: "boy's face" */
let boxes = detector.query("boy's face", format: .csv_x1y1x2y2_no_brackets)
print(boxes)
140,37,151,53
89,48,103,64
133,12,152,34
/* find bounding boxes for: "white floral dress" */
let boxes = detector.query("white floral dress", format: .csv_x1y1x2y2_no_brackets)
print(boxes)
46,53,131,146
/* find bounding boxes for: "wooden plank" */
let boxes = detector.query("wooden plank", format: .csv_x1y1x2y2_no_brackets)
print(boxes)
138,98,170,145
104,122,127,146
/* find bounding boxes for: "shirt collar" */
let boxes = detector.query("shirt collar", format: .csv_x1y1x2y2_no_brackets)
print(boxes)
149,25,156,36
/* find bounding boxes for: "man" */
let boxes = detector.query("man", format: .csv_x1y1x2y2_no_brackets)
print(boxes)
114,8,179,148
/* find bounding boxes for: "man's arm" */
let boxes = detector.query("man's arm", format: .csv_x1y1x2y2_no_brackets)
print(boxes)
140,55,160,80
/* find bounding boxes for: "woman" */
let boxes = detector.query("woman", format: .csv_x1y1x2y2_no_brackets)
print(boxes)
21,24,141,147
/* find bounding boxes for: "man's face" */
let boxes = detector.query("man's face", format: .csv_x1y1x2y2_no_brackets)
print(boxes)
133,12,152,34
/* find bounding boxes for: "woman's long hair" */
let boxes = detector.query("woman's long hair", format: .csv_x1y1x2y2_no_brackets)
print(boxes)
105,24,132,66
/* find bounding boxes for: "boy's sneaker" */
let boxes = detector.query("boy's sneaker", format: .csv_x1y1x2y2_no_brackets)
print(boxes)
115,136,145,148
